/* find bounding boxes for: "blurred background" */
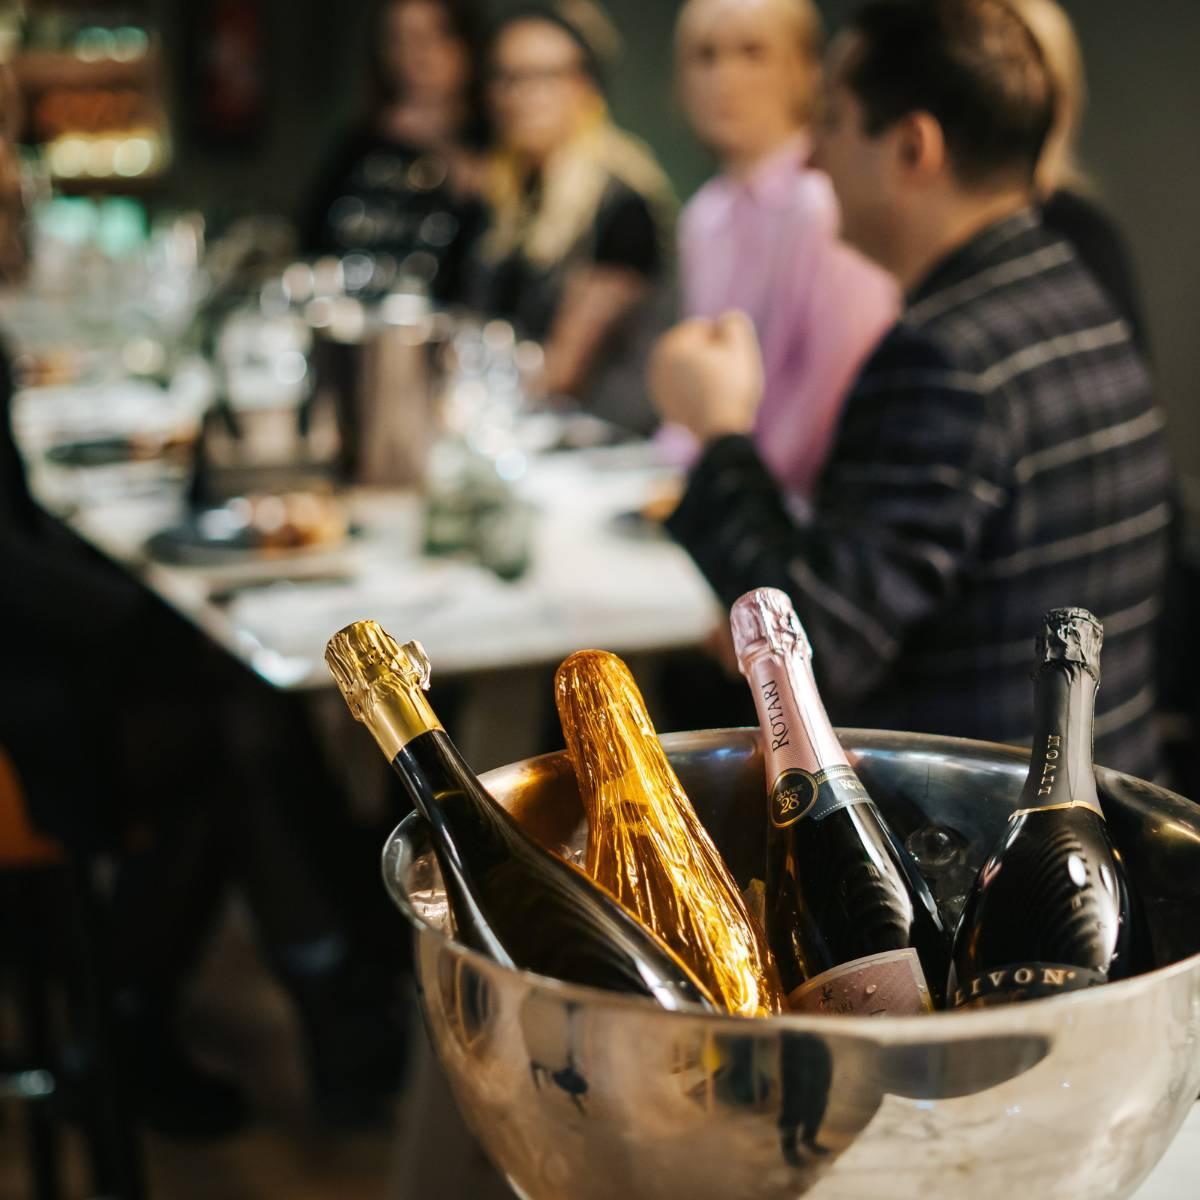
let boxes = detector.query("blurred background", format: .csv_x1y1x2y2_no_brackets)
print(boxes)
4,0,1197,487
84,0,1200,497
0,1,1197,1197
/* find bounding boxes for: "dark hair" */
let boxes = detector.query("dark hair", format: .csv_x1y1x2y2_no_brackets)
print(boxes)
844,0,1055,186
487,2,620,91
368,0,490,145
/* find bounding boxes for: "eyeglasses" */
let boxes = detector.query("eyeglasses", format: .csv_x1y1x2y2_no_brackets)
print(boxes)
488,63,584,92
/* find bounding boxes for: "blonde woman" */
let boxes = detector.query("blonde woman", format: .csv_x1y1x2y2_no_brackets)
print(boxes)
672,0,898,497
1014,0,1148,356
471,1,674,430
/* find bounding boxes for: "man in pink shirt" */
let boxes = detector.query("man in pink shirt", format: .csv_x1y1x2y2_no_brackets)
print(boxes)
674,0,899,497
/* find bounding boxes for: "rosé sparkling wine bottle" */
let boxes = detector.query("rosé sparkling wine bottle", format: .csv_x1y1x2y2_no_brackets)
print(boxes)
950,608,1135,1008
731,588,949,1015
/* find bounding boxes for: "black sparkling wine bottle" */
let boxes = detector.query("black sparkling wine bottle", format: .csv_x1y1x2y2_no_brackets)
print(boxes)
731,589,950,1015
951,608,1134,1008
326,621,716,1012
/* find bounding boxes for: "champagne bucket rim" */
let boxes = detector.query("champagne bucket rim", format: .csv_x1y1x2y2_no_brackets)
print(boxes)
381,726,1200,1035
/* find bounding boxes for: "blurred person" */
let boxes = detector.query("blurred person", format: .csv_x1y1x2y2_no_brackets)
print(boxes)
1013,0,1149,357
673,0,898,497
660,0,897,733
1015,0,1198,783
650,0,1172,779
303,0,488,303
1,386,407,1134
469,0,675,431
2,397,406,1137
1016,0,1189,781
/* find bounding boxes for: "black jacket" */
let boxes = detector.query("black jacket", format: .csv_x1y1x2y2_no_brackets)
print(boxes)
669,211,1172,780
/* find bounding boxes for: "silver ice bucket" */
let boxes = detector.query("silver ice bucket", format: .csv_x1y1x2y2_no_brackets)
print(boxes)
382,729,1200,1199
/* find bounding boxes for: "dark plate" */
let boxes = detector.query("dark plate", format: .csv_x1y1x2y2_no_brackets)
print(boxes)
145,508,351,566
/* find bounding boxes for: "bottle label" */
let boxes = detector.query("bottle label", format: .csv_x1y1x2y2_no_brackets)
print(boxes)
788,949,933,1016
953,962,1107,1008
770,764,870,829
1019,732,1104,817
1020,661,1105,818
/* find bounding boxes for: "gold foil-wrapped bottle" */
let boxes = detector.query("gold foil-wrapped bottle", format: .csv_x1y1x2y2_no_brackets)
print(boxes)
555,650,784,1017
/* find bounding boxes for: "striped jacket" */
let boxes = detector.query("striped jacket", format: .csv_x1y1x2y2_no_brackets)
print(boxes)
668,210,1173,779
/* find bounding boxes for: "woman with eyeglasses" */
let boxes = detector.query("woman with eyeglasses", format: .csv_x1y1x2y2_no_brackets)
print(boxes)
469,1,675,432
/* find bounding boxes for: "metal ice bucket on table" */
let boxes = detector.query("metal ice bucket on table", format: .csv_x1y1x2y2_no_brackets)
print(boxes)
382,729,1200,1200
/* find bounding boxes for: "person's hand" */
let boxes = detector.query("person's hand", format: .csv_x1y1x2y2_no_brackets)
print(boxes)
648,311,764,443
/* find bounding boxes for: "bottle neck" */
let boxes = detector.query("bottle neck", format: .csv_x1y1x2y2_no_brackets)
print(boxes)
557,655,677,829
391,724,484,833
359,676,443,763
742,644,848,781
1018,663,1102,816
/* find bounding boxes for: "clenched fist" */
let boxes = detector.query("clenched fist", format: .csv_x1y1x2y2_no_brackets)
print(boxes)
648,311,764,443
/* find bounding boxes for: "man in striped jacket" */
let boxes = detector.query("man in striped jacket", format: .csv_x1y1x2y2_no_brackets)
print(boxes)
651,0,1172,779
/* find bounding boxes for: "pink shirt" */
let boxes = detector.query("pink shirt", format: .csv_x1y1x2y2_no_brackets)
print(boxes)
678,136,900,496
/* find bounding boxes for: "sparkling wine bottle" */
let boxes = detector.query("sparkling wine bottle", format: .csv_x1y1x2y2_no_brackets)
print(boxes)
326,622,715,1011
555,650,784,1017
950,608,1134,1008
731,589,948,1015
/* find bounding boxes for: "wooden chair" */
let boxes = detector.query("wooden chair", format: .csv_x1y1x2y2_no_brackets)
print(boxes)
0,747,145,1200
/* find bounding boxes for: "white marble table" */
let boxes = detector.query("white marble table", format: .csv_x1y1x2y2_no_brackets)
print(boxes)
199,448,722,688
